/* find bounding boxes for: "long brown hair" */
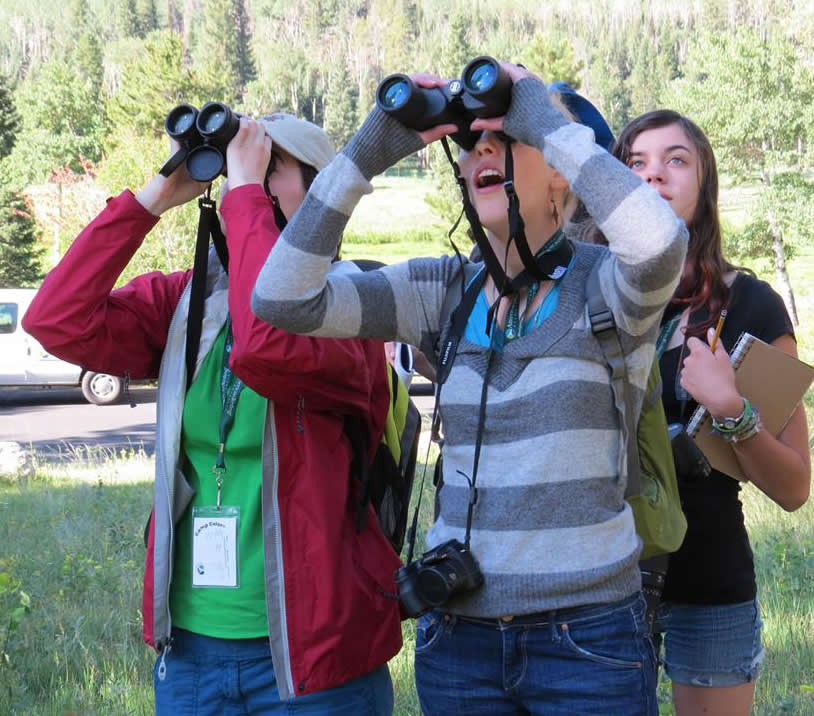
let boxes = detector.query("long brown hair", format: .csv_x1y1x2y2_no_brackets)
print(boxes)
613,110,741,336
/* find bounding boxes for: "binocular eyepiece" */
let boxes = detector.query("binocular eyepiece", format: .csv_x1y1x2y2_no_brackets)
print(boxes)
376,56,511,150
160,102,242,182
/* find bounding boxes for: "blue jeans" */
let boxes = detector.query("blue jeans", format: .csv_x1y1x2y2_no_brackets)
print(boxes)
154,628,394,715
654,599,764,687
414,592,657,716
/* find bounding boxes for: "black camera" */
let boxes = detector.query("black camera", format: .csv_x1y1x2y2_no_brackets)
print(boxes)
376,56,512,150
395,539,484,617
160,102,242,182
669,423,712,481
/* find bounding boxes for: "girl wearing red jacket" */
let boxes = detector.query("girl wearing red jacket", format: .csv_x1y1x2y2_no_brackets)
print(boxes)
23,114,402,715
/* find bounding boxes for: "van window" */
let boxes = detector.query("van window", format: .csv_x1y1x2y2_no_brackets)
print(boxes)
0,303,18,334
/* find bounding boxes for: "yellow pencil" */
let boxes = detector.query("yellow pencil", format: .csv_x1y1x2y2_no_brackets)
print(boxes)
709,309,727,353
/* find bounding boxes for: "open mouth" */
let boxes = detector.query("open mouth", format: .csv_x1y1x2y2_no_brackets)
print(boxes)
475,167,505,190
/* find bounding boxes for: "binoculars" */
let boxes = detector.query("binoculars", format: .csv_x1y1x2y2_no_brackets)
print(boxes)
160,102,242,182
376,56,512,150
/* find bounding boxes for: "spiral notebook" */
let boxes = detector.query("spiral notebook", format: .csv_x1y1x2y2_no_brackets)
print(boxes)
686,332,814,480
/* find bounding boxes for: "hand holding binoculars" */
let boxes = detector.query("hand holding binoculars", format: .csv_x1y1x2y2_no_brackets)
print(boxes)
159,102,242,183
376,56,512,150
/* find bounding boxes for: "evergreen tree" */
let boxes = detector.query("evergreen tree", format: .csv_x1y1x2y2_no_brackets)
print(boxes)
0,179,43,287
70,0,90,31
439,12,473,78
75,31,105,97
119,0,141,38
106,31,207,141
521,33,584,88
323,63,358,149
138,0,161,35
0,75,21,160
195,0,257,104
234,0,255,87
587,32,632,133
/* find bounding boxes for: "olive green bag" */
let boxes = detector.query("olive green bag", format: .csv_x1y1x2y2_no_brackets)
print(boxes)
587,263,687,560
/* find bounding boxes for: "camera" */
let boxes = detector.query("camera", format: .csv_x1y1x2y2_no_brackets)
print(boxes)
395,539,484,617
160,102,242,182
669,423,712,481
376,56,512,150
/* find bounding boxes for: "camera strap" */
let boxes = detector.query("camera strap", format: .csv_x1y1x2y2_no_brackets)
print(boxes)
185,187,229,391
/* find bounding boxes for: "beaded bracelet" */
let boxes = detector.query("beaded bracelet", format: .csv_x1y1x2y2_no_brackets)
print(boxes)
711,397,762,442
728,414,762,444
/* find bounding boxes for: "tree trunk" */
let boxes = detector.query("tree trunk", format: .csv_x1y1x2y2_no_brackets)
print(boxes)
768,215,799,326
761,167,799,326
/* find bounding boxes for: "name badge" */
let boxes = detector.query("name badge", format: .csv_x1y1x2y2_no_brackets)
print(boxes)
191,505,240,588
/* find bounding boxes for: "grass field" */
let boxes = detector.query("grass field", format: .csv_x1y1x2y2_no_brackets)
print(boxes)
1,444,812,715
1,175,813,714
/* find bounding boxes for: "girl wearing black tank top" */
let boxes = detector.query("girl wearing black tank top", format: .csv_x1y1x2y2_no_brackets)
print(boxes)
612,111,810,716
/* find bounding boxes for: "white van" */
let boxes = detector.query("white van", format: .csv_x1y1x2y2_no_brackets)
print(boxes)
0,288,123,405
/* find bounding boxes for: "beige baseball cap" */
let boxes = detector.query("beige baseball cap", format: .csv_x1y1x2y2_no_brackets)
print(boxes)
259,113,336,171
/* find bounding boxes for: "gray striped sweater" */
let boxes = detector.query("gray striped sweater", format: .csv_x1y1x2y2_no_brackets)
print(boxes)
252,77,688,616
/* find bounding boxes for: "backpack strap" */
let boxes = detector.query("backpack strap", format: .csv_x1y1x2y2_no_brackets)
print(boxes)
586,259,641,498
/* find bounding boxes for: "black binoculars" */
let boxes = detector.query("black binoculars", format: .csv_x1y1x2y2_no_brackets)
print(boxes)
159,102,242,183
376,56,512,150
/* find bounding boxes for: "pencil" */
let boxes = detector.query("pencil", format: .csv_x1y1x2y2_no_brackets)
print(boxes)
709,309,727,353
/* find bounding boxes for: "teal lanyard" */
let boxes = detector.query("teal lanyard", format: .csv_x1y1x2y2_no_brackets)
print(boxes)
656,314,681,359
504,282,540,342
212,317,246,508
503,230,567,344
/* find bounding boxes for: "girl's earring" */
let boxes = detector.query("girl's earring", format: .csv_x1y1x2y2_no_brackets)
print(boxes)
551,198,560,226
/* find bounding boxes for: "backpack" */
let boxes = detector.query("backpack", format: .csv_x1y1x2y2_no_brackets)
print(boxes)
586,261,686,559
346,260,422,555
437,258,686,561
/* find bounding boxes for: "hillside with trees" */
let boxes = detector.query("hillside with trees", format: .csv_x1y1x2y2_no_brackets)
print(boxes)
0,0,811,306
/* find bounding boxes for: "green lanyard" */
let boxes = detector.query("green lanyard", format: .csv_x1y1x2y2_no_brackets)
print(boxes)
212,318,246,508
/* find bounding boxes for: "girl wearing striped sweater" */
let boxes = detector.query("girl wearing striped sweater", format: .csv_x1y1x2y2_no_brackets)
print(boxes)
250,63,688,715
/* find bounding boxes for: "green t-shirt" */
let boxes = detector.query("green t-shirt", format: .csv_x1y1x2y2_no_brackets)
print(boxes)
170,322,269,638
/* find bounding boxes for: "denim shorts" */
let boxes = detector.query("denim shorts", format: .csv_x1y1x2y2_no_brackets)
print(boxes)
414,592,658,716
654,599,764,687
153,628,394,715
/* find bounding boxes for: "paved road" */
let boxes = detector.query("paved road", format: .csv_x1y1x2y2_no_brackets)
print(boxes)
0,384,435,464
0,386,158,462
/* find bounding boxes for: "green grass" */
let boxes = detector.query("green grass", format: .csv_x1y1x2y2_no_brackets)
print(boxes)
1,428,813,714
340,174,462,265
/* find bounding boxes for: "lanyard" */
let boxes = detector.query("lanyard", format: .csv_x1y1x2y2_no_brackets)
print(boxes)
656,314,681,359
212,318,246,508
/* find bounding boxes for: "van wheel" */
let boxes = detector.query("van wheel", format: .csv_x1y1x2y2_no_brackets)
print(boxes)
81,372,123,405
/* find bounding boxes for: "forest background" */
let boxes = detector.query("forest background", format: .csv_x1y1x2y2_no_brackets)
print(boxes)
0,0,813,326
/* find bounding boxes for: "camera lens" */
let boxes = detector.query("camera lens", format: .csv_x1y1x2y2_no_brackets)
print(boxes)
380,77,411,110
417,568,452,606
465,60,497,93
